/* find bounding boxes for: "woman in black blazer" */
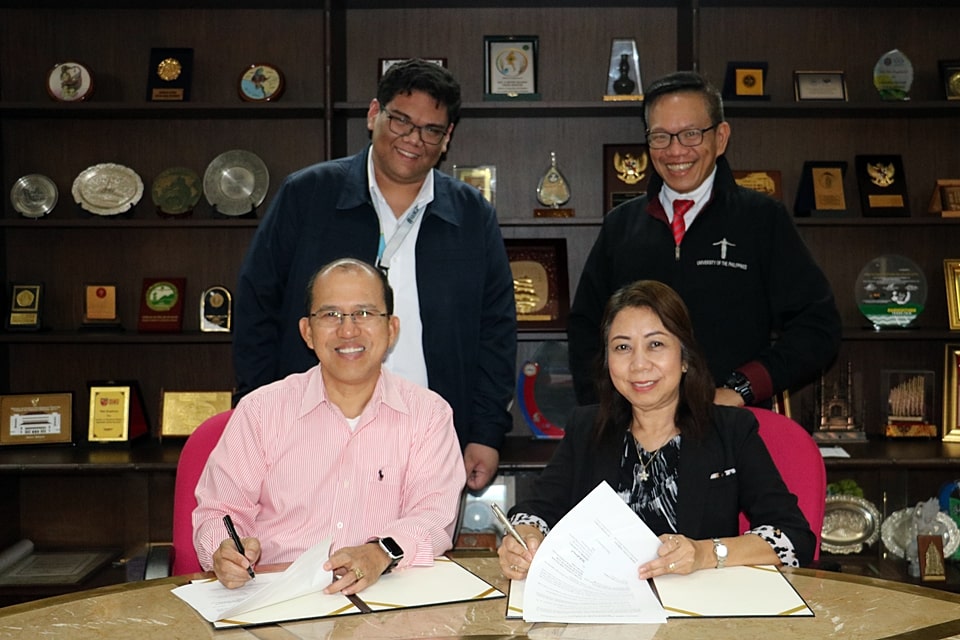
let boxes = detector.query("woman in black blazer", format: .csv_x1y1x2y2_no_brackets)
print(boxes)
499,280,815,581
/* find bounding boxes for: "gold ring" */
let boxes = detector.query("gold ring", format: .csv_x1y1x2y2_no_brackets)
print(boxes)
353,567,364,580
668,562,676,571
509,564,520,572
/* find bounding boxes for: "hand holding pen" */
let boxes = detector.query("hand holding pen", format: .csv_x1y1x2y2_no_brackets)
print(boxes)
223,514,256,579
491,503,528,551
492,503,539,580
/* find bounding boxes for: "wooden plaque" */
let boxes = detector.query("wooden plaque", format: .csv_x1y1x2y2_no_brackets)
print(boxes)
0,393,73,446
504,239,570,331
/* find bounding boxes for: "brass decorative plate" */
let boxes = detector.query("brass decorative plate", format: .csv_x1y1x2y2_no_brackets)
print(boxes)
10,174,58,218
71,163,144,216
151,166,202,215
820,495,881,554
203,150,269,216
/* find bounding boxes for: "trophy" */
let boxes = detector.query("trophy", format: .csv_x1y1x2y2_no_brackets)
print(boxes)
815,362,866,443
883,370,937,438
534,152,573,218
603,39,642,101
855,254,926,329
873,49,913,101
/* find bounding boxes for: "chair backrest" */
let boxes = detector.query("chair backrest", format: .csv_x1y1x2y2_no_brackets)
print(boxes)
739,407,826,562
171,409,233,575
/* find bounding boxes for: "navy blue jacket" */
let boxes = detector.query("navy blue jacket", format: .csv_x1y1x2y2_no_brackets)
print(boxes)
233,148,517,450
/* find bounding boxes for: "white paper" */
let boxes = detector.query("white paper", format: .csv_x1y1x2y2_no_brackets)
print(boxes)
522,482,667,624
654,564,813,617
818,446,850,458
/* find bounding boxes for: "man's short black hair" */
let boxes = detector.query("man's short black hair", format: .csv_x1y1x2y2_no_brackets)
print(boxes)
304,258,394,317
376,58,461,125
643,71,724,129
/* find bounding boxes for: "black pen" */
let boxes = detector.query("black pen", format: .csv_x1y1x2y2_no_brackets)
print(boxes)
223,514,256,578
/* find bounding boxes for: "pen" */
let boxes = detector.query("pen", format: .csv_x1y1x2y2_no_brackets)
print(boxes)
223,514,256,578
491,503,529,552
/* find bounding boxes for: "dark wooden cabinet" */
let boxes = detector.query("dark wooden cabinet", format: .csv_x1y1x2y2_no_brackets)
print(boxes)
2,0,960,602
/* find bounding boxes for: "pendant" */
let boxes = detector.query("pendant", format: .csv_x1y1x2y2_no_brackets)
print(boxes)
639,469,649,482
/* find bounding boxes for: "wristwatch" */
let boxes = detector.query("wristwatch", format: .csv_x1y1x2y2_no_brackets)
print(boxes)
712,538,728,569
724,371,755,405
374,537,403,574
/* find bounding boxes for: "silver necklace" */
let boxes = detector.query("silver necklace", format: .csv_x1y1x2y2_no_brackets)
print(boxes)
633,432,676,482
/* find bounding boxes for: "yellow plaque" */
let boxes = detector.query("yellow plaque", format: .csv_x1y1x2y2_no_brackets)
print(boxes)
160,390,233,438
88,386,131,442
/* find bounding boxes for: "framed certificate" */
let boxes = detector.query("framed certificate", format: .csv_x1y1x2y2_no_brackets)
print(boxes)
484,35,539,101
87,381,149,443
794,71,847,101
944,260,960,331
452,165,496,206
504,238,569,331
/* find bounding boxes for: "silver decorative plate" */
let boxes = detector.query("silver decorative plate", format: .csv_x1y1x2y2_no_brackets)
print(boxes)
820,495,882,554
10,174,58,218
203,149,268,216
880,507,960,559
72,163,144,215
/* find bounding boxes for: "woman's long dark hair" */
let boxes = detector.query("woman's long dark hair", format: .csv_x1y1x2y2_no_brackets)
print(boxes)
592,280,715,444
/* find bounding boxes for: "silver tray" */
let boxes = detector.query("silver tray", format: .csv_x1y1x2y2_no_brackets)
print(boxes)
203,149,268,216
10,174,58,218
820,495,882,554
880,506,960,559
71,163,144,215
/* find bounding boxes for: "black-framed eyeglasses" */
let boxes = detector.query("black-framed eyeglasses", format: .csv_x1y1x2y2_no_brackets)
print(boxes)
645,124,719,150
381,107,448,145
309,309,389,327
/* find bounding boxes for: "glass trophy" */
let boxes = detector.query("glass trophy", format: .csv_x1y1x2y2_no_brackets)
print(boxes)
873,49,913,101
855,254,927,329
534,151,573,218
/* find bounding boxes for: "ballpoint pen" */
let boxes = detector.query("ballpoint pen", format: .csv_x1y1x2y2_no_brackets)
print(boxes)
223,514,256,578
491,503,529,552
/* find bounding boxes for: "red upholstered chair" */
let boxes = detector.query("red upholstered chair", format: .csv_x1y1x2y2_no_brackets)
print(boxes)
171,409,233,575
739,407,826,562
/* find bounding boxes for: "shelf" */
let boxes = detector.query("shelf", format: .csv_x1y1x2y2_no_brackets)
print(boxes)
0,217,259,229
0,103,324,120
498,218,601,227
0,441,182,473
841,328,960,341
0,331,233,345
795,217,960,228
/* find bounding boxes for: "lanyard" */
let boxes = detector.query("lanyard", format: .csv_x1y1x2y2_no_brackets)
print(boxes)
376,204,422,273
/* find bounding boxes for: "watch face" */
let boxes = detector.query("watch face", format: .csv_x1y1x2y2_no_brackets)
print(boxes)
380,536,403,558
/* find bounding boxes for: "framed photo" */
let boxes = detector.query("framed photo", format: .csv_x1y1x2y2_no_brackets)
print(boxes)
452,165,496,207
943,344,960,443
238,63,284,102
882,369,937,438
484,35,539,101
378,57,446,81
944,260,960,330
504,238,569,331
159,390,233,439
794,71,847,101
0,393,73,446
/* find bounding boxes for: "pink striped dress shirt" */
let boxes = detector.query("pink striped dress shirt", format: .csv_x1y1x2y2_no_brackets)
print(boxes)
192,366,466,571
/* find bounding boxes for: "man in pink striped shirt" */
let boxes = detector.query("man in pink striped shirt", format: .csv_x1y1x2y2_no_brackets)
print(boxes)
193,258,465,593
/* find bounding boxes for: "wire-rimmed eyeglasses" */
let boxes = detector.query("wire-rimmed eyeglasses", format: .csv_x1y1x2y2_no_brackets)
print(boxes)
645,124,719,150
309,309,389,327
382,107,448,145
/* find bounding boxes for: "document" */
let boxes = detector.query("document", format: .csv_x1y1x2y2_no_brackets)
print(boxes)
506,482,813,622
172,540,504,628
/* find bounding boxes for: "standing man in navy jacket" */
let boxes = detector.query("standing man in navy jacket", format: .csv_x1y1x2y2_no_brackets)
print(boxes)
233,59,517,491
569,71,840,410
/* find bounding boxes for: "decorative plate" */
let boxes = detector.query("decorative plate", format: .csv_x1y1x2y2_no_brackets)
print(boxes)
46,61,94,102
151,166,202,215
203,149,269,216
820,495,882,554
880,506,960,559
238,63,284,102
71,163,144,216
10,174,58,218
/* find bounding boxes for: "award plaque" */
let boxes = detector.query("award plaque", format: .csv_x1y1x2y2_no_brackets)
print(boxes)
944,260,960,331
200,285,232,332
504,238,570,331
484,35,539,101
534,152,574,218
603,144,649,212
379,57,446,80
918,534,947,582
814,361,866,443
6,283,43,331
883,370,937,438
855,155,909,217
87,381,149,443
138,277,186,332
873,49,913,101
46,61,93,102
603,39,642,101
452,165,496,206
516,341,577,440
0,393,72,446
855,254,927,329
928,179,960,217
146,47,193,101
81,284,121,329
943,344,960,443
151,167,202,217
722,62,769,100
793,71,847,101
159,390,232,438
733,170,783,201
939,59,960,101
793,161,847,217
238,63,284,102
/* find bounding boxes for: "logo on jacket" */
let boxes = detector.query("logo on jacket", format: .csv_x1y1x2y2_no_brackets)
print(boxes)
696,237,748,271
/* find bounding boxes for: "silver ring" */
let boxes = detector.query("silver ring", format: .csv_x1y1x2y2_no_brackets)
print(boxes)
668,562,676,571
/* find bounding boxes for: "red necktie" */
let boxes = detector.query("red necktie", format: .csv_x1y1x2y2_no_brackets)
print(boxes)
672,199,693,246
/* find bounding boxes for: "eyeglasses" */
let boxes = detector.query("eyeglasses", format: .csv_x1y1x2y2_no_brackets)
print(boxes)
309,309,389,327
382,108,448,145
645,124,719,150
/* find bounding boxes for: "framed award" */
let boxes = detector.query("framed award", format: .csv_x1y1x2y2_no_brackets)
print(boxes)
147,47,193,101
6,283,43,331
138,277,186,332
944,260,960,331
159,390,232,439
200,285,232,332
0,393,73,446
939,59,960,101
603,143,650,213
855,154,909,217
793,71,847,101
943,344,960,443
87,381,149,443
238,64,284,102
452,165,496,206
46,61,93,102
379,57,446,81
484,35,539,101
504,238,570,331
794,162,847,217
723,61,769,100
82,283,121,328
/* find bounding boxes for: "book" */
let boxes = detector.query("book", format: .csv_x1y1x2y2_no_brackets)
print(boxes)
0,539,117,586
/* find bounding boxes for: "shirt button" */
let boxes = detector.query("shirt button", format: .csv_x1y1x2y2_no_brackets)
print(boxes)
337,522,343,529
